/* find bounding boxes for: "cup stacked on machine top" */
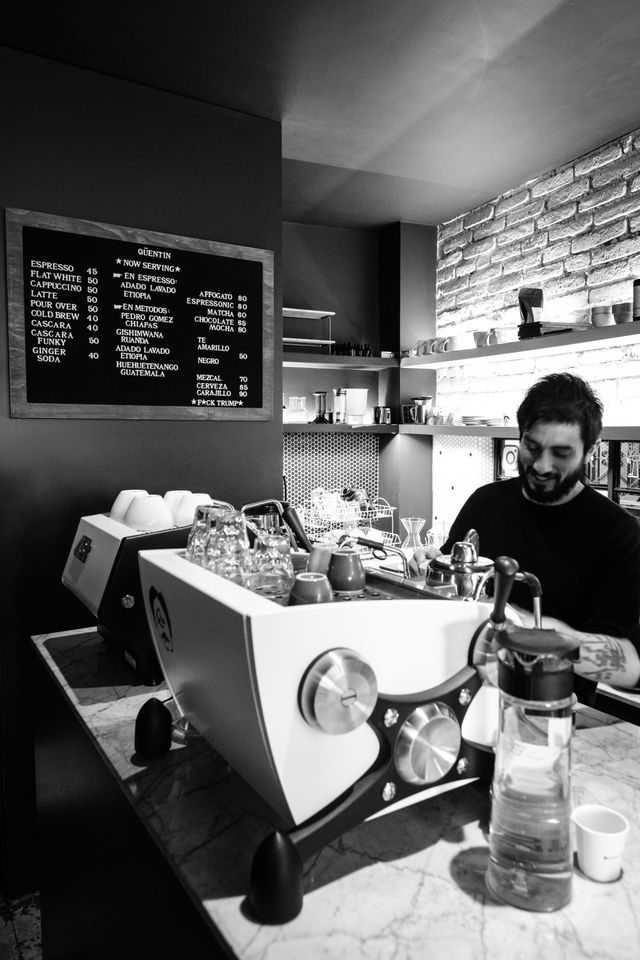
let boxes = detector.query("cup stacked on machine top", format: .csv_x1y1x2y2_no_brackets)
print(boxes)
123,494,174,531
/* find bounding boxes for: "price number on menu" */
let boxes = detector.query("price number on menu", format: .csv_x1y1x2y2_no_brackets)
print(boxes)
86,267,100,359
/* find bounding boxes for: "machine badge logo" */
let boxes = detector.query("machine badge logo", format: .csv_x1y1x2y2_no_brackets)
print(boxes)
149,586,173,653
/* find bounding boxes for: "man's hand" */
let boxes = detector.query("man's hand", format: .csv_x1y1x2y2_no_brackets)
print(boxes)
409,545,442,577
505,605,640,689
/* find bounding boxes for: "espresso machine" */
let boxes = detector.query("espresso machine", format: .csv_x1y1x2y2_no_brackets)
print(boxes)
137,541,530,921
62,490,231,684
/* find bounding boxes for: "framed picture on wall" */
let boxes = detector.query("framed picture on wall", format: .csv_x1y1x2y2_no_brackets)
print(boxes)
5,208,274,420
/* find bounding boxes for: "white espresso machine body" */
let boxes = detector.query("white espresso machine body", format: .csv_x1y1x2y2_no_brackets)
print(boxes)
139,548,502,828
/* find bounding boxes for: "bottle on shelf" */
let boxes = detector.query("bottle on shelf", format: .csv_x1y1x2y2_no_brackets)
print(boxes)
333,388,347,424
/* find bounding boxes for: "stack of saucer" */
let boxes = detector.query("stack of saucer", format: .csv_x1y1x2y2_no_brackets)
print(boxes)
461,415,489,426
612,302,633,324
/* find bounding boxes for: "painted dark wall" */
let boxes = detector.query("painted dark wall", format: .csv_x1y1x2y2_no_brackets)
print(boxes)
282,222,379,345
379,224,437,523
0,48,283,895
282,221,382,410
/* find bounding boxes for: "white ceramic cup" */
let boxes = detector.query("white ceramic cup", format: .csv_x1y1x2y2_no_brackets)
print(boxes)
164,490,192,517
492,327,519,344
173,492,214,527
442,332,475,351
123,494,174,531
110,489,149,523
573,804,630,882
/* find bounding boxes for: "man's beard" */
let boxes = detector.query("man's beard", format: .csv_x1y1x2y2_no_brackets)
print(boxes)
517,453,586,504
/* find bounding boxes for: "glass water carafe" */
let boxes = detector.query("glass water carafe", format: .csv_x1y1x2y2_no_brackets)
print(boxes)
486,628,578,912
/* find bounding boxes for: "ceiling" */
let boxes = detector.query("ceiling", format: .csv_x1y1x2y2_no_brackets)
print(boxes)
6,0,640,230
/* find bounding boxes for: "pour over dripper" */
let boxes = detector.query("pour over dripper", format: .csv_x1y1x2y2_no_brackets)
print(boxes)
401,517,426,557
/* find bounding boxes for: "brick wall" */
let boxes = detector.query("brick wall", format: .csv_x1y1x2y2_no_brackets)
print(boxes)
435,127,640,427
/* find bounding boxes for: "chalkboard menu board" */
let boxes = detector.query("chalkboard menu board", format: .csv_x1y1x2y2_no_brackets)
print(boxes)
5,209,274,419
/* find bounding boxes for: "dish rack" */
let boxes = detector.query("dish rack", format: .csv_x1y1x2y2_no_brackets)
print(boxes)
296,495,398,546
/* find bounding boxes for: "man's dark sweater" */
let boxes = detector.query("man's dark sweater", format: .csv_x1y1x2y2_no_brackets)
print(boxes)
443,478,640,652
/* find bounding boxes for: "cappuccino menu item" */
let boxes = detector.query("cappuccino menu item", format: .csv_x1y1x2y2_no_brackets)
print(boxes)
6,209,274,419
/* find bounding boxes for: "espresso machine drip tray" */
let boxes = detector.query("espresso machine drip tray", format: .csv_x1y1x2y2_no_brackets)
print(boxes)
332,585,397,601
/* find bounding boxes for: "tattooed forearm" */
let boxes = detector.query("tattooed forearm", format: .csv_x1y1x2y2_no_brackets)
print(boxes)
511,610,640,688
575,634,629,682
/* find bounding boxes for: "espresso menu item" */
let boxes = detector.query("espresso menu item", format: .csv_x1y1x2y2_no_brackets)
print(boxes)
6,210,274,420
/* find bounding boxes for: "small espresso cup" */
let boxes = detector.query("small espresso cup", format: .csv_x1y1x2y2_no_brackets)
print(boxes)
328,548,367,592
308,542,336,575
289,572,334,605
573,804,630,883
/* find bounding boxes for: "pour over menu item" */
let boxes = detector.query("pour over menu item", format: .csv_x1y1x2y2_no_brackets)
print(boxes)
6,209,273,420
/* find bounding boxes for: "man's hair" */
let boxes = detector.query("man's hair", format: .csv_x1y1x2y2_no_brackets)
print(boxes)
516,373,603,450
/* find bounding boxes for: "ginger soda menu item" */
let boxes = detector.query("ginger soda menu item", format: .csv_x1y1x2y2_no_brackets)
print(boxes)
6,209,274,420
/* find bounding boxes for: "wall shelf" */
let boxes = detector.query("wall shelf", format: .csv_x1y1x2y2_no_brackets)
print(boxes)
283,422,399,434
399,424,518,438
283,308,336,321
398,424,640,441
401,322,640,369
283,351,398,371
284,421,640,441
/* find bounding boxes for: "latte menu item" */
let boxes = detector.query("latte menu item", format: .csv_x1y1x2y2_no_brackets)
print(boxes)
6,209,274,420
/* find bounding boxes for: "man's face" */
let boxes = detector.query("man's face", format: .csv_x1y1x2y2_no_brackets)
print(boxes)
518,420,590,504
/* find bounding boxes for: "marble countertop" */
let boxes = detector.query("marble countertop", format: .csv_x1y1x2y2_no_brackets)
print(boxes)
32,628,640,960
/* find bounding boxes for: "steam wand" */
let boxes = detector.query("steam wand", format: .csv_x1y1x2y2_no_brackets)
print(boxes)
471,556,542,681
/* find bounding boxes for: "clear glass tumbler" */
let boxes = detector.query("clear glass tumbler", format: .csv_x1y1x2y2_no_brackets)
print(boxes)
206,510,252,585
250,532,295,601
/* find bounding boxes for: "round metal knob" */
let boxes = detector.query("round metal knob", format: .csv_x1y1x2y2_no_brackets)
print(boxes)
299,648,377,735
394,702,461,785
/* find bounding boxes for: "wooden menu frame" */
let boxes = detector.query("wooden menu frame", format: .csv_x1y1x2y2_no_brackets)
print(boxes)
6,208,274,420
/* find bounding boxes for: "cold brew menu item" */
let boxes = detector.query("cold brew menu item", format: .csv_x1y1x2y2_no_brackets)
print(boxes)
6,209,274,419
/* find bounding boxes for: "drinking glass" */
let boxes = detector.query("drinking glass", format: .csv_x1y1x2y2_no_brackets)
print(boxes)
250,533,295,600
207,510,252,585
185,504,232,565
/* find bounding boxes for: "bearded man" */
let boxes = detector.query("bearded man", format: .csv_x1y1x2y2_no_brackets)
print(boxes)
425,373,640,695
